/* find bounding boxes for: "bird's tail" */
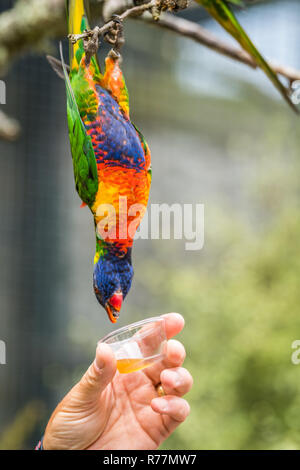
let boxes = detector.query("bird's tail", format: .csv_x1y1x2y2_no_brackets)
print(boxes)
67,0,88,71
66,0,101,75
197,0,298,113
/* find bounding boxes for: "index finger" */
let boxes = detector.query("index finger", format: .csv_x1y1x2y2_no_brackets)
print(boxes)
162,313,185,339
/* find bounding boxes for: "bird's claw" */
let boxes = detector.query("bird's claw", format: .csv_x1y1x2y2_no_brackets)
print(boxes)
83,28,100,65
104,15,125,58
108,49,121,61
111,14,123,25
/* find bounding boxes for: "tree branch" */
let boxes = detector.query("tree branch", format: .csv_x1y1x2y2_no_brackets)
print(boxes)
0,0,67,76
140,12,300,84
69,0,188,46
69,0,157,45
0,0,300,140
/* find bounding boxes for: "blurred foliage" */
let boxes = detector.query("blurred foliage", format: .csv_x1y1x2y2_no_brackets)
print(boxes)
145,114,300,449
0,401,45,450
155,207,300,449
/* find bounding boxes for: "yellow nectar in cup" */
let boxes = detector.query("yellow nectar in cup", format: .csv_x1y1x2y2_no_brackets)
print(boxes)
116,356,162,374
99,316,167,374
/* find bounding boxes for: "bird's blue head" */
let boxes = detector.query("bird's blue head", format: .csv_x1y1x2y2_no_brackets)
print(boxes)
93,248,133,323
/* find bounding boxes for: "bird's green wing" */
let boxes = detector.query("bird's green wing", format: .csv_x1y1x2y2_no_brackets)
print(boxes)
197,0,297,113
60,42,98,206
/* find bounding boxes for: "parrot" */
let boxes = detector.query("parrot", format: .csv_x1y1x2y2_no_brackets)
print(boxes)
48,0,151,323
195,0,298,112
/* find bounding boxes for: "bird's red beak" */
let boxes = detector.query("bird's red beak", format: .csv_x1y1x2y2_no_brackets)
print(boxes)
105,292,123,323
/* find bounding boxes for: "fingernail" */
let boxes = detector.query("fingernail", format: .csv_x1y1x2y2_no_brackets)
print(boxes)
159,399,169,413
172,313,185,325
174,376,182,388
95,343,106,370
167,370,182,388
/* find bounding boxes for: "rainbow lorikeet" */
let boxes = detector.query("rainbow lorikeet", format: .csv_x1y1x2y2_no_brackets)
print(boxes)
196,0,297,112
49,0,151,323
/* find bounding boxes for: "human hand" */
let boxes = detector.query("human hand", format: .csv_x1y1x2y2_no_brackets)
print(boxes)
43,313,192,450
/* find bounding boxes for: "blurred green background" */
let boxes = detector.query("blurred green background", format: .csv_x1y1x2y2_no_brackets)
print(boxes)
0,0,300,450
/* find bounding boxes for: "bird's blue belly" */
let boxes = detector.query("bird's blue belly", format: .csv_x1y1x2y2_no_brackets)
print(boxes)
84,86,146,172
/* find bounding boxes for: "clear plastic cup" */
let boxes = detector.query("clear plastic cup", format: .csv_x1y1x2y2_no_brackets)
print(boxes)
99,316,167,374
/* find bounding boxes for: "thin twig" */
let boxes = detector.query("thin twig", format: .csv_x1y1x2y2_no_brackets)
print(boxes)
0,0,300,140
69,0,157,44
71,1,300,86
268,62,300,85
140,12,300,84
147,12,256,68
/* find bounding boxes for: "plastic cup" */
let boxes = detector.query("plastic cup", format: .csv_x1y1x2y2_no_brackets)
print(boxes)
99,316,167,374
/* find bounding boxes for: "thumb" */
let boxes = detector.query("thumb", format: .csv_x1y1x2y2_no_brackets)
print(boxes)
78,342,117,400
